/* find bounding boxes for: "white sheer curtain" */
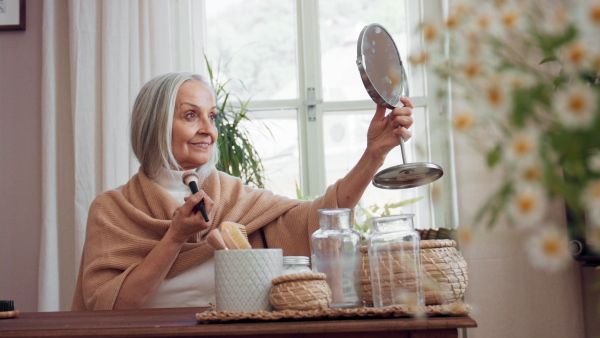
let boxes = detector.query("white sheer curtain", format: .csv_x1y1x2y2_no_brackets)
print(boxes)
39,0,203,311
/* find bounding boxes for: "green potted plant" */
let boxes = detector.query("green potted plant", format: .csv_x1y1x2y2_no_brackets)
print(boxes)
205,56,268,189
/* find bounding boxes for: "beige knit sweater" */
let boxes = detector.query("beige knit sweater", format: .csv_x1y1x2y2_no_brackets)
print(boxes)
71,168,339,311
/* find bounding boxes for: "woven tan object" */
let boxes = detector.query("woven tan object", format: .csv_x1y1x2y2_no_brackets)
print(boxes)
360,239,468,305
196,302,471,324
270,273,332,311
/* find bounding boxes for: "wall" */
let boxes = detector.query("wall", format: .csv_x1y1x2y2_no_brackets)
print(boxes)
0,0,43,312
454,135,589,337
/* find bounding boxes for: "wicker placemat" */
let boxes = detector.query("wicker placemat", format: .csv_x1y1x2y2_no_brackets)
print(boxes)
195,302,470,324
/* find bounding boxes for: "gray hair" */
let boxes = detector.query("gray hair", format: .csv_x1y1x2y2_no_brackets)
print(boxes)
130,72,220,179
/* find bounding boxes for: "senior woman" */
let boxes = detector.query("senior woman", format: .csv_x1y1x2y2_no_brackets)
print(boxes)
71,72,414,311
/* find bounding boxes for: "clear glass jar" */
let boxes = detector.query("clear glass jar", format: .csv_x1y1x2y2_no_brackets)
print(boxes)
282,256,311,275
311,208,361,308
367,214,424,308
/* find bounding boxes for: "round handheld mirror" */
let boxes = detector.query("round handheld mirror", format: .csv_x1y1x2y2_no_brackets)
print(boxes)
357,23,443,189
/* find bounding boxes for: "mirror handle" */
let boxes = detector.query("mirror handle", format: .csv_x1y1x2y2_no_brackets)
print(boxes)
399,136,406,165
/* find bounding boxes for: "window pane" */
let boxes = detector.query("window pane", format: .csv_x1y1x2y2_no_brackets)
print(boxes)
323,108,433,230
319,0,412,102
205,0,298,100
241,109,300,198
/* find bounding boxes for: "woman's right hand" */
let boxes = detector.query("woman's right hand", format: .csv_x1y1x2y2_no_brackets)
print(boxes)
366,96,414,162
167,191,213,243
114,190,214,309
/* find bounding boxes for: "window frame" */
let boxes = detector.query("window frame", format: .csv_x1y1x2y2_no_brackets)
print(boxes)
177,0,458,229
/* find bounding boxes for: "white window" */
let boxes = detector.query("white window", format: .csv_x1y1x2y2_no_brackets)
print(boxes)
180,0,456,230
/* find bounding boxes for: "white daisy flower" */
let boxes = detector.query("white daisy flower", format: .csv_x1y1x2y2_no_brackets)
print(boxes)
527,227,571,271
506,130,539,162
475,11,493,31
499,6,523,31
482,75,511,113
422,21,440,44
562,40,589,71
409,50,430,66
587,207,600,228
587,224,600,254
540,4,571,36
452,107,476,132
514,159,543,184
587,151,600,173
431,181,443,203
462,59,483,80
399,292,425,318
446,12,461,30
506,71,536,90
457,30,486,60
445,1,473,30
582,179,600,211
450,1,473,16
507,185,547,228
456,224,474,248
554,83,597,130
592,53,600,72
588,0,600,27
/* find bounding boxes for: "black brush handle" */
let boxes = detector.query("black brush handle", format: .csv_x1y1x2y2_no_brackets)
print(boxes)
188,181,210,222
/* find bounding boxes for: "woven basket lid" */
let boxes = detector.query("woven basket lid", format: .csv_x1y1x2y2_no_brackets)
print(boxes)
420,239,456,249
360,239,457,252
271,272,326,285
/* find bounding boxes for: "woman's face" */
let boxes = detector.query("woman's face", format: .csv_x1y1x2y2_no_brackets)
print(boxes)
171,80,218,170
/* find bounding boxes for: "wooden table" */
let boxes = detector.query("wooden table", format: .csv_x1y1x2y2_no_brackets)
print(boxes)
0,307,477,338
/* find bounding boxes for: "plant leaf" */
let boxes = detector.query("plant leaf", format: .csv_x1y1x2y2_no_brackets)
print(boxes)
486,144,502,167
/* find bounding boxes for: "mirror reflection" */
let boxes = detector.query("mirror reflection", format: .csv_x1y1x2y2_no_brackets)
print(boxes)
357,24,407,109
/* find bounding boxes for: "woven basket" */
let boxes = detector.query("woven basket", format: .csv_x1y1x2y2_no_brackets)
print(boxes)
270,273,332,311
360,239,468,306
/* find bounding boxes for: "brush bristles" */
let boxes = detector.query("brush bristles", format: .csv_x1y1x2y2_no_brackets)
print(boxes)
182,171,200,185
207,229,228,250
0,300,14,312
230,227,252,249
219,221,252,250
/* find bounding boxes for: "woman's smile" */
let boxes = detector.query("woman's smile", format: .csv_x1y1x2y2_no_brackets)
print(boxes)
188,140,212,149
171,80,218,170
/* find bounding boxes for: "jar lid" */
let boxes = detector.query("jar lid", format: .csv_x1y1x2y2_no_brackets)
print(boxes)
283,256,310,265
271,272,326,285
317,208,352,229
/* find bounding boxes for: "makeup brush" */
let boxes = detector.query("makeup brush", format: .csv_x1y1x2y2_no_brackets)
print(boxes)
206,229,228,250
182,171,210,222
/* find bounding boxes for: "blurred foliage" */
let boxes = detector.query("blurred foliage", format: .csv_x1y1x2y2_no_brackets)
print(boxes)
206,56,268,188
414,0,600,239
354,197,424,235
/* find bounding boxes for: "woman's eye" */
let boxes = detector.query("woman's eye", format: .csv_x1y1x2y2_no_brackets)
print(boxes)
185,111,197,119
209,114,217,121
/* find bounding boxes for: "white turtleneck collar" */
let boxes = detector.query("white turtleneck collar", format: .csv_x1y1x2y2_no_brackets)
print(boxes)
153,167,195,204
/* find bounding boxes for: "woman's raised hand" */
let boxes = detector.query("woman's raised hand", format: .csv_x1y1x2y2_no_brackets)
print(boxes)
168,191,214,243
366,96,414,161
